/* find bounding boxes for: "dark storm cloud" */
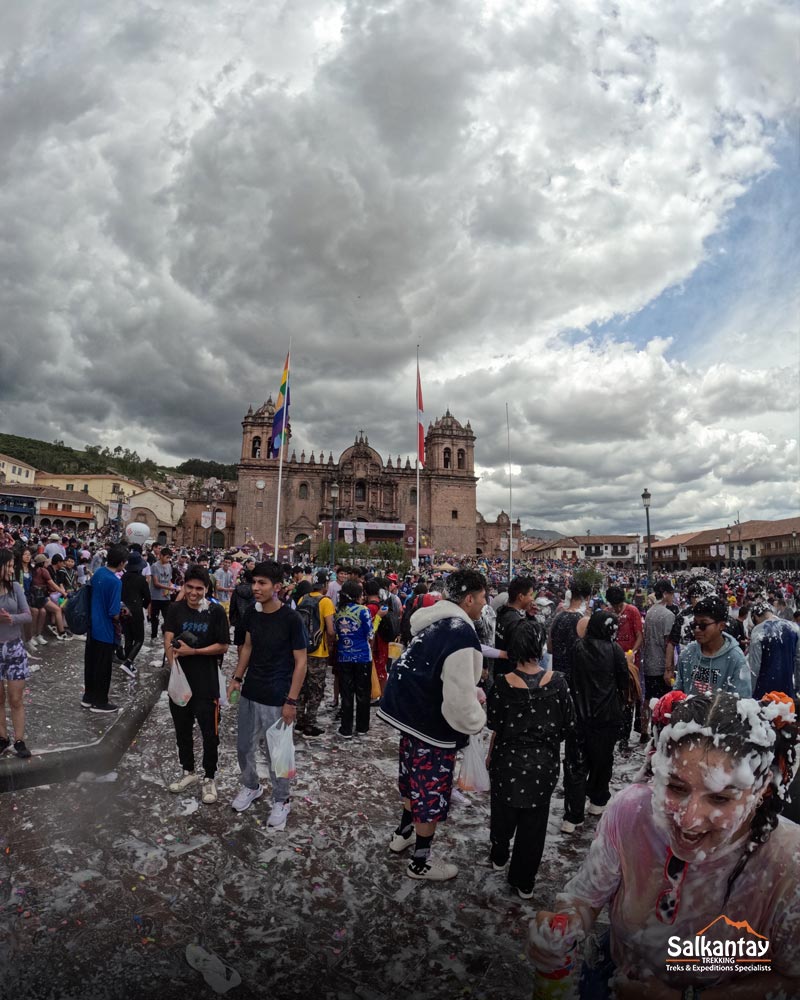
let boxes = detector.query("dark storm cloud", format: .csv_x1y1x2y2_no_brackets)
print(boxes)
0,0,797,534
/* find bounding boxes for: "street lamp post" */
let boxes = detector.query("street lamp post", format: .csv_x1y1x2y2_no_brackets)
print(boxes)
329,482,339,570
715,535,720,573
586,528,591,563
641,488,652,586
726,525,732,564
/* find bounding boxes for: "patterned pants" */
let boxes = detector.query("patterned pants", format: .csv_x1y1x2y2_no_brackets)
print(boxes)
297,656,327,728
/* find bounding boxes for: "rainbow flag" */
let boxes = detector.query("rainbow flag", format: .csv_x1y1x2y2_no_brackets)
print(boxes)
269,351,291,458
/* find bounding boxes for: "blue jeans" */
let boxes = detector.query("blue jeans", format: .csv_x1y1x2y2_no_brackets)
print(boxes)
236,698,291,802
579,930,615,999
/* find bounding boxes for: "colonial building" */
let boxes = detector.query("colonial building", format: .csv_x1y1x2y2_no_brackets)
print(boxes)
235,400,495,557
0,453,36,485
0,483,105,533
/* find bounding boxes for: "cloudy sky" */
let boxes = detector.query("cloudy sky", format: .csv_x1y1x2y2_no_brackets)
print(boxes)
1,0,798,536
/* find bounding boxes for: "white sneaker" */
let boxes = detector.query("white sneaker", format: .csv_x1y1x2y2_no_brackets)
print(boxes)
388,829,414,853
560,819,583,834
231,785,264,813
587,802,606,816
28,663,40,673
201,779,218,804
267,799,291,830
168,771,199,794
25,642,41,659
406,857,458,881
35,635,48,647
450,788,471,807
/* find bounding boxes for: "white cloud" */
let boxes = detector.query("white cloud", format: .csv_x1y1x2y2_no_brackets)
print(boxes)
0,0,797,535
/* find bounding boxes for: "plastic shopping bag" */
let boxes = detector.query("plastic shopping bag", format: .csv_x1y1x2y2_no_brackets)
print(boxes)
266,718,296,779
168,662,192,707
457,730,491,793
218,668,229,709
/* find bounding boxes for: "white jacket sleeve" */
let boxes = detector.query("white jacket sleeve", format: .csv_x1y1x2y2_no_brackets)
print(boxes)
441,646,486,735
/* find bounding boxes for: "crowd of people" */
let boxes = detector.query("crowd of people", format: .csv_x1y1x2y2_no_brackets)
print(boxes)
1,521,799,996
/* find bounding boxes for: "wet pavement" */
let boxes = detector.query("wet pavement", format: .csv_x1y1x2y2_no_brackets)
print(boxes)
1,646,645,1000
16,632,159,754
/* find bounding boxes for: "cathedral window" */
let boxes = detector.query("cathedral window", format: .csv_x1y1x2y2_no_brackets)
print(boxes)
443,447,452,469
457,449,465,470
451,509,458,520
251,436,262,459
410,488,417,504
355,481,366,502
298,482,309,500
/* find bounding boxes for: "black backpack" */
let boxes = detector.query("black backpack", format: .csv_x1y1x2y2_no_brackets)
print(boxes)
399,595,423,646
377,598,400,642
296,595,323,653
65,584,92,636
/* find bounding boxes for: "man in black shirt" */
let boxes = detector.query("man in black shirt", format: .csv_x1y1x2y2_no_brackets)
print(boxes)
164,566,230,805
494,577,535,676
228,561,307,830
548,581,592,682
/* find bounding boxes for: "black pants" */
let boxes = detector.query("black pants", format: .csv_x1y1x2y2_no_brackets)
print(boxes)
169,696,219,779
122,612,145,664
563,727,618,824
83,637,114,706
338,661,372,735
150,601,170,640
489,789,550,894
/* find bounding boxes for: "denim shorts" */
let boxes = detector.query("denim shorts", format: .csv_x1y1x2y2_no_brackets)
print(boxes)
0,640,31,682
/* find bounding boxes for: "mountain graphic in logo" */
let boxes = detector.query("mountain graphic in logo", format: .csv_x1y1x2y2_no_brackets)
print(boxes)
696,915,767,940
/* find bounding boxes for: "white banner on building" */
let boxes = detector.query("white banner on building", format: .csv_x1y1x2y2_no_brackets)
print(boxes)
356,526,366,543
215,511,227,530
344,529,354,543
200,511,212,529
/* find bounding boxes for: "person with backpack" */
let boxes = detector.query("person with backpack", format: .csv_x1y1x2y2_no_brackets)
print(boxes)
119,551,151,678
81,544,127,713
334,580,373,739
365,579,398,698
296,572,335,739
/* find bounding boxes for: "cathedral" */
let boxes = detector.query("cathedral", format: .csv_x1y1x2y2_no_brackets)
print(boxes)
234,400,517,558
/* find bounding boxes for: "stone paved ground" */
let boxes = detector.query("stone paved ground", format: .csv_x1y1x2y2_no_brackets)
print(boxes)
1,639,645,1000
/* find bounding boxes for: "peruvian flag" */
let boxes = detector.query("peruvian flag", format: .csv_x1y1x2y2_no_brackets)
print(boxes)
417,363,425,467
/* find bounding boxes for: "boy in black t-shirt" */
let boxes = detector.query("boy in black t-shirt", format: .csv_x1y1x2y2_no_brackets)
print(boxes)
164,566,230,805
228,561,307,828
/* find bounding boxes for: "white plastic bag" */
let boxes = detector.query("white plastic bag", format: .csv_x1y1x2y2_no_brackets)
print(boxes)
266,718,296,779
168,662,193,707
218,668,229,708
457,730,491,793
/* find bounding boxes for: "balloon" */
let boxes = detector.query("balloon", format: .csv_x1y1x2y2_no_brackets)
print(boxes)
125,522,151,547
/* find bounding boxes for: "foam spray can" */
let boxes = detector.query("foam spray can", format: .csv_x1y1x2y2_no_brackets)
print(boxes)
532,913,577,1000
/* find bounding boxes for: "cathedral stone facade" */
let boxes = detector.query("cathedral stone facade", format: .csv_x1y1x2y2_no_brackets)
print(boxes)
236,400,499,557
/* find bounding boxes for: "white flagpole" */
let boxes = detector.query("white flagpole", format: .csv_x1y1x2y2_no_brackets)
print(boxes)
415,345,421,569
273,338,291,558
506,402,513,581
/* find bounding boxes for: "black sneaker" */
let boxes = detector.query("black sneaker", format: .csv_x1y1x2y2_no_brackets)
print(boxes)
114,646,126,663
0,735,11,754
80,695,92,709
302,726,325,740
13,740,32,759
90,702,119,714
120,661,137,679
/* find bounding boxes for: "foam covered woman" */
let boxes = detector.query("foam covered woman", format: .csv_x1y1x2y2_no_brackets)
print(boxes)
529,689,800,999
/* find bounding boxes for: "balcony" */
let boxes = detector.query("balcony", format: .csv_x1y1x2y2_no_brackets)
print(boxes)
0,500,36,515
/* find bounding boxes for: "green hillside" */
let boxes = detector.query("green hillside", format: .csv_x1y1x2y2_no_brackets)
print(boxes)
0,433,236,483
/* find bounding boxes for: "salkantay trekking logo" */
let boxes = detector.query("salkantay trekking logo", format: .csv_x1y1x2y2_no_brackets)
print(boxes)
666,915,772,975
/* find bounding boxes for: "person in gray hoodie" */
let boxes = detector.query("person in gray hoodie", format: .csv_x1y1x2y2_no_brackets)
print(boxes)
379,569,487,882
675,595,752,698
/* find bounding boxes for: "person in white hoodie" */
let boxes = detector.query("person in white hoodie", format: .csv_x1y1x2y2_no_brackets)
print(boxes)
378,569,487,881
